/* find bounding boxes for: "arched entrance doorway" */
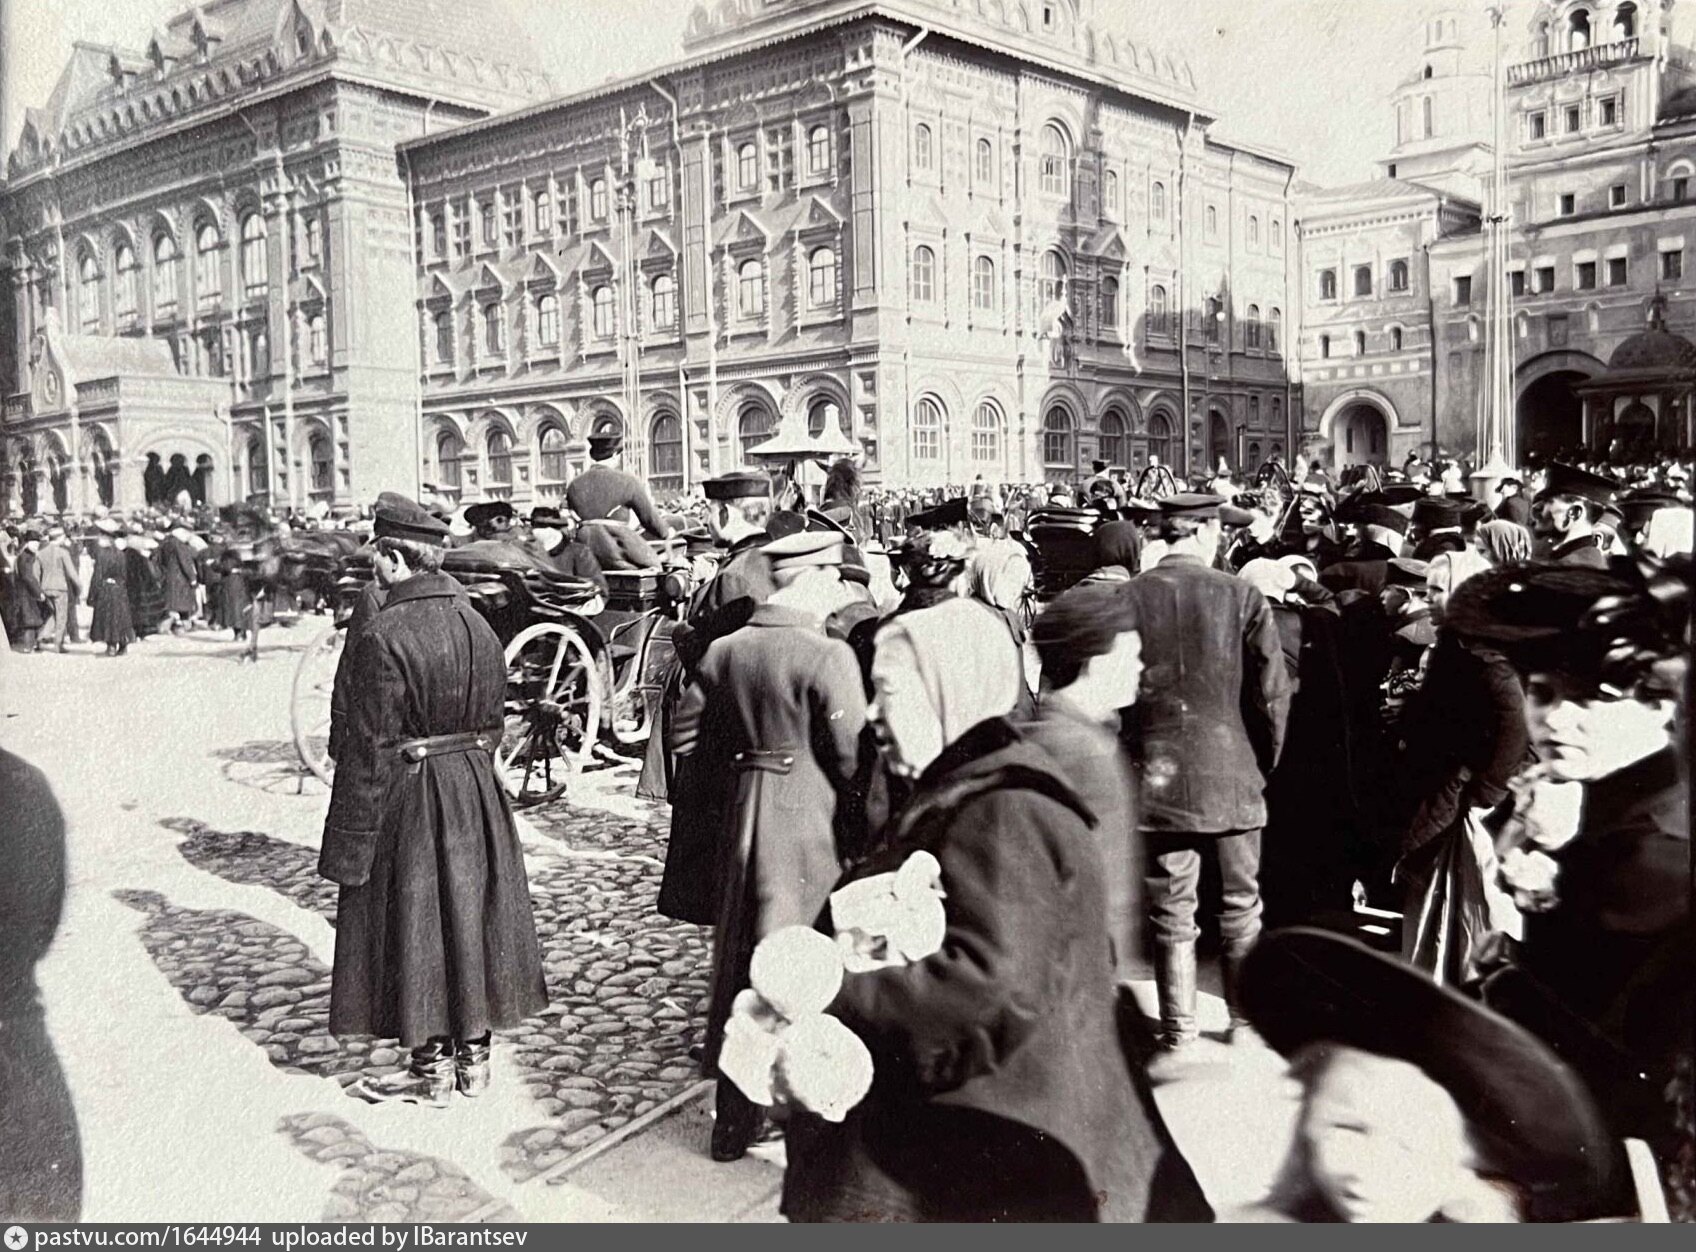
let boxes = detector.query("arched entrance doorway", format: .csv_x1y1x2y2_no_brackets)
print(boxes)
1207,410,1231,471
1335,403,1388,467
1517,372,1586,460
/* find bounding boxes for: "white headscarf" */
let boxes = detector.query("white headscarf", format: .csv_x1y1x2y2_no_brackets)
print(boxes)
1240,558,1296,603
873,598,1021,751
1425,549,1492,598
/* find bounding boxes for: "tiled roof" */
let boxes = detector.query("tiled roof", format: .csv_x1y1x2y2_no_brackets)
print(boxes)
324,0,545,72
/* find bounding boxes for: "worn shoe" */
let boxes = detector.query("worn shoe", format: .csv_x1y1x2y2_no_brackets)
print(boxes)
454,1036,491,1098
349,1040,456,1108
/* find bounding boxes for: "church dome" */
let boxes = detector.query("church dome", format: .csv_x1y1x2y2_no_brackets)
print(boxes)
1608,326,1696,371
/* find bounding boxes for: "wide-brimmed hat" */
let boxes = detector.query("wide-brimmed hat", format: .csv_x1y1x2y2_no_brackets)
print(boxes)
1242,928,1622,1217
464,500,515,528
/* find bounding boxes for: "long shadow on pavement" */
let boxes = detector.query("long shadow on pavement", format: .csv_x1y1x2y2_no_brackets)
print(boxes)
277,1113,517,1223
204,742,325,799
163,815,715,1181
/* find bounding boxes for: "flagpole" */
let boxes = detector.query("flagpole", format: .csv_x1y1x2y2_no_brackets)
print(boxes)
1473,5,1516,501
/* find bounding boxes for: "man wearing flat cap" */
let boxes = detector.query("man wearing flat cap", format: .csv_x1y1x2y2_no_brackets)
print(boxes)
565,430,673,570
321,493,546,1107
1535,463,1613,568
671,528,867,1161
1115,493,1291,1058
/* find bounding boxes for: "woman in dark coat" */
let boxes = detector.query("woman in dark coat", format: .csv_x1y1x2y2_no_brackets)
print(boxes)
781,599,1210,1223
217,547,253,640
6,539,47,652
321,520,547,1105
158,529,199,629
125,539,166,638
89,538,135,655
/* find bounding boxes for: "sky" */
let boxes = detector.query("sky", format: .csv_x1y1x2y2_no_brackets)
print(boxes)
2,0,1548,186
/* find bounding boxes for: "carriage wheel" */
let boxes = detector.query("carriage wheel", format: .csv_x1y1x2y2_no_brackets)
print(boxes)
290,626,344,785
499,622,603,808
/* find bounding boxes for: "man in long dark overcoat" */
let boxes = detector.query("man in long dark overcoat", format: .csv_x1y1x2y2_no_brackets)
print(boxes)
157,526,199,632
1116,494,1290,1055
320,496,547,1107
672,530,866,1161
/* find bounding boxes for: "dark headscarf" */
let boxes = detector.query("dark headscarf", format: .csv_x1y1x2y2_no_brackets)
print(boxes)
1094,520,1142,574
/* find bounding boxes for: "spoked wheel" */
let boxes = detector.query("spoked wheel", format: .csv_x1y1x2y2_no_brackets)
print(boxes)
499,622,603,808
291,626,344,785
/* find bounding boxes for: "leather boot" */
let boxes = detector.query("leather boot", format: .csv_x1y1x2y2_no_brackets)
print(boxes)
1220,938,1257,1042
455,1034,492,1097
1153,940,1199,1050
349,1039,455,1108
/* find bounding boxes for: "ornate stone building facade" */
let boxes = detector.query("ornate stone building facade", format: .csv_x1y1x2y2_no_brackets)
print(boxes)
1,0,551,514
1298,0,1696,468
403,0,1300,503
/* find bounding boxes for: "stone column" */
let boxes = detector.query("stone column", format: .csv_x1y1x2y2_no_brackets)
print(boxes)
10,258,36,397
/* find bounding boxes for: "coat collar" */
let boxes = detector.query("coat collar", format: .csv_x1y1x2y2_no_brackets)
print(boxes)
726,531,770,558
1157,553,1206,568
747,601,823,631
378,571,463,608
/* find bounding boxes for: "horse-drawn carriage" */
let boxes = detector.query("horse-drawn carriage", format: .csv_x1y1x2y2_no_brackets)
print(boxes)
289,539,691,808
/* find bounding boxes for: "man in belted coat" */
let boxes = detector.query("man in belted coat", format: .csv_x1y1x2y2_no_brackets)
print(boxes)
1116,494,1290,1056
671,529,867,1161
565,432,673,569
320,495,547,1107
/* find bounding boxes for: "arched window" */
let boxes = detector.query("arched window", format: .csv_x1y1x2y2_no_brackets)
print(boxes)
736,143,758,189
249,328,270,378
1100,276,1119,329
538,424,569,481
308,313,326,365
1354,264,1373,296
1104,169,1119,214
1389,259,1410,291
240,213,267,298
911,397,943,461
1040,250,1068,304
304,215,322,266
737,259,764,318
1570,8,1591,50
1535,20,1551,56
486,429,513,485
1147,410,1174,466
535,292,560,345
1246,441,1261,470
649,413,683,491
1246,302,1261,348
196,222,221,310
1615,4,1637,40
483,303,505,353
246,435,268,498
309,433,333,496
807,248,836,308
533,188,553,236
77,253,101,330
651,274,676,328
1100,409,1126,466
971,401,1002,465
1206,204,1219,237
479,200,496,247
436,430,463,490
807,397,850,438
976,137,995,185
592,285,615,338
972,255,997,312
1042,406,1074,467
434,309,455,363
1269,306,1282,351
114,243,139,323
1150,283,1169,334
1039,122,1071,196
1204,295,1221,343
1248,215,1260,246
590,178,609,220
1320,333,1332,358
1151,180,1167,220
1423,65,1434,80
913,122,934,171
431,211,447,257
152,233,178,314
1320,268,1337,300
1423,96,1434,137
1391,325,1405,351
911,245,936,304
808,125,831,175
738,403,775,462
1353,329,1367,356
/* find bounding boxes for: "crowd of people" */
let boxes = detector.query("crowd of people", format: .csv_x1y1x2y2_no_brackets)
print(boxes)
7,432,1689,1222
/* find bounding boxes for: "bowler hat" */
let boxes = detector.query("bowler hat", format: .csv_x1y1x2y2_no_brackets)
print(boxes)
702,470,772,501
1412,496,1465,529
464,500,515,528
587,432,624,460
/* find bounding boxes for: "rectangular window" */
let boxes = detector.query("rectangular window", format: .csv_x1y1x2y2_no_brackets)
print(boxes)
648,172,670,212
1610,184,1628,208
1453,275,1472,305
502,195,523,249
1536,265,1556,293
452,204,470,259
1600,97,1619,126
1608,256,1629,286
534,188,553,236
480,200,497,247
1510,269,1526,297
1565,104,1582,134
1559,193,1576,216
765,126,793,194
1528,111,1547,140
1676,177,1691,203
1663,249,1684,280
1576,261,1597,289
